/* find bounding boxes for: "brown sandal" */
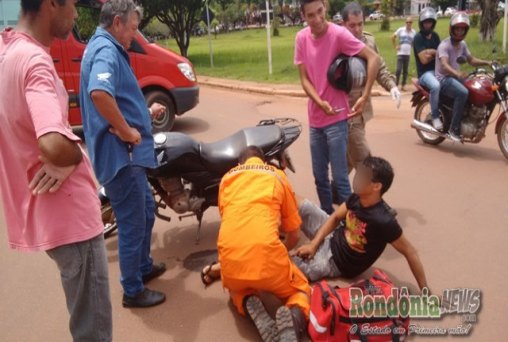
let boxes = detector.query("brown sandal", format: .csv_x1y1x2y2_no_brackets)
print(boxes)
200,261,220,288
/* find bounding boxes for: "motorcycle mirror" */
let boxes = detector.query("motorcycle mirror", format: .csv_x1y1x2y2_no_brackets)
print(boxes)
456,56,467,65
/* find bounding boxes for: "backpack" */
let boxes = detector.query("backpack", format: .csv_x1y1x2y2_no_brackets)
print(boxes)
308,269,410,342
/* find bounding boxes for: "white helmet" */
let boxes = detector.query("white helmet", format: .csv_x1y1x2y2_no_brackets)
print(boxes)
419,7,437,34
449,12,470,42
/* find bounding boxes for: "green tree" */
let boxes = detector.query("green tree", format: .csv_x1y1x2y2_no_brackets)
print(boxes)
137,0,204,57
328,0,347,17
477,0,500,41
76,7,100,41
380,0,391,31
216,0,234,11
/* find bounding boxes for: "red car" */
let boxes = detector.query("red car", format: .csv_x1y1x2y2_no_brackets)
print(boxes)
50,0,199,132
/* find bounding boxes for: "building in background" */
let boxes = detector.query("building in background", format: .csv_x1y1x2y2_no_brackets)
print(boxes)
410,0,432,15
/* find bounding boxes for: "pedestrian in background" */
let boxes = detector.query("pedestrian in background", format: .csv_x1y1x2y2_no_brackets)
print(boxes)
392,17,416,91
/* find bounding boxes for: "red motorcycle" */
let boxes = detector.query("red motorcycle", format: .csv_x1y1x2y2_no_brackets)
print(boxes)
410,62,508,159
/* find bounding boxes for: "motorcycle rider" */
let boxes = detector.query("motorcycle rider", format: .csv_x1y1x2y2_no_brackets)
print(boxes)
435,12,492,142
413,7,442,130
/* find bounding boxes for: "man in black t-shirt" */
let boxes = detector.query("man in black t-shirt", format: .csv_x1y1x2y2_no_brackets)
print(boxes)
292,156,429,292
413,7,442,130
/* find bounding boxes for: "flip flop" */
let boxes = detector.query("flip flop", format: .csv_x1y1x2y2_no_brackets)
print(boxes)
201,261,220,288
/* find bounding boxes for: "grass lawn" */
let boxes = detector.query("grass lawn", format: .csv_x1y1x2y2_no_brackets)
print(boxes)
159,18,508,84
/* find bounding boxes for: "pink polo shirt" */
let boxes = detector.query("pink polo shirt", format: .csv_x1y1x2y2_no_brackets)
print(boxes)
294,23,365,128
0,29,103,252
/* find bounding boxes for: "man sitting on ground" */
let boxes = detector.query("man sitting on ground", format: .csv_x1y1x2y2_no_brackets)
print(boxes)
292,156,429,293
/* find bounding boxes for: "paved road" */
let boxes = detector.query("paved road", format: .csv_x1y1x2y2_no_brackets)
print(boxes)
1,86,507,341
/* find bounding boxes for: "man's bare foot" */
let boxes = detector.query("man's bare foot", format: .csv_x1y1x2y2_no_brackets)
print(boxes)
201,262,221,287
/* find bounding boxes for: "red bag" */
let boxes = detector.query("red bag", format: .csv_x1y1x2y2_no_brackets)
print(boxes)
308,269,410,342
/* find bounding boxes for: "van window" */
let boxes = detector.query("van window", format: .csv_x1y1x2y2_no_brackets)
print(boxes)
129,38,146,54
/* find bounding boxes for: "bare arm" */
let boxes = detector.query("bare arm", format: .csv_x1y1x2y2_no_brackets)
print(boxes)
439,56,467,79
391,234,429,292
38,133,82,167
391,33,398,49
31,134,82,194
90,90,141,144
293,203,347,258
467,55,491,68
297,64,334,115
417,48,437,65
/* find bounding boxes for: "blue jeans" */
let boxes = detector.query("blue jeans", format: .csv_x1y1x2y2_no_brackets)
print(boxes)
419,71,441,119
396,55,410,86
310,120,351,214
104,165,156,297
440,76,468,135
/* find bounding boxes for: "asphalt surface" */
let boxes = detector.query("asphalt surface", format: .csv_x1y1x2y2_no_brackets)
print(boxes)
1,85,507,341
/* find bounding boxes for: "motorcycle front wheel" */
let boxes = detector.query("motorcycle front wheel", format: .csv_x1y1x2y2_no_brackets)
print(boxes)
101,202,118,238
414,100,445,145
497,117,508,160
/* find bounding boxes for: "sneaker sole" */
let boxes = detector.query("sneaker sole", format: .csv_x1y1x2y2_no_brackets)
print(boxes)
276,306,298,342
245,296,278,342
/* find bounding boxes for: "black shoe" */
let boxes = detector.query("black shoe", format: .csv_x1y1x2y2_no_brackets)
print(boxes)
142,262,166,284
122,288,166,308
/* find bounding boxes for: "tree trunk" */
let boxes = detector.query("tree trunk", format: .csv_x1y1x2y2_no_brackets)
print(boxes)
478,0,499,41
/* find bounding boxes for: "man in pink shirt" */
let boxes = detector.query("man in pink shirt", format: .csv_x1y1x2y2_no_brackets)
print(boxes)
294,0,379,215
0,0,112,340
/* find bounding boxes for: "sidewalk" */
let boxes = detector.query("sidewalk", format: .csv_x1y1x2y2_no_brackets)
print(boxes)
197,75,416,98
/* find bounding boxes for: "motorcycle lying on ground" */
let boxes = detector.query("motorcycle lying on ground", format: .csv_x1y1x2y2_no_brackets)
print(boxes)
410,60,508,159
100,118,302,242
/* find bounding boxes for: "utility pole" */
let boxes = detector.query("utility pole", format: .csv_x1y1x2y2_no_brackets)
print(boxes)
265,0,273,75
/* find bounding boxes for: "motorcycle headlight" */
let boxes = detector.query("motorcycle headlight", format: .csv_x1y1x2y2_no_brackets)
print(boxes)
177,63,196,82
505,78,508,92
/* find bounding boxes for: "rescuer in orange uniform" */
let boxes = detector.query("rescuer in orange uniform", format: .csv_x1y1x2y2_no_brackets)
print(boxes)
216,146,309,342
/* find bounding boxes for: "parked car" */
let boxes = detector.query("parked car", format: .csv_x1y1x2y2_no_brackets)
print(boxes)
444,7,457,16
369,11,385,20
50,0,199,132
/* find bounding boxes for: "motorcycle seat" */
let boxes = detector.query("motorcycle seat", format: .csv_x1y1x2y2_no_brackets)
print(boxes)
200,125,283,174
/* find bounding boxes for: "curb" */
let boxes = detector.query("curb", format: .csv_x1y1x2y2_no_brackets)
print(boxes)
198,76,390,98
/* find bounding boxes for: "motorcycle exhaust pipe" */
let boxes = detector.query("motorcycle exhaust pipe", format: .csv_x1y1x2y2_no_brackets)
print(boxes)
410,119,447,138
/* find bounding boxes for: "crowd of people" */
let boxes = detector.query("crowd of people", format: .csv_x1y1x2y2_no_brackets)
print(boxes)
0,0,488,341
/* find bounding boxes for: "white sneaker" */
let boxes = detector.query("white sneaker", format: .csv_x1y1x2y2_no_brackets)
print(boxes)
432,118,443,131
448,131,462,142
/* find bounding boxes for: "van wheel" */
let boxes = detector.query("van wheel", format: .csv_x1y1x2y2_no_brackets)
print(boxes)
145,90,176,132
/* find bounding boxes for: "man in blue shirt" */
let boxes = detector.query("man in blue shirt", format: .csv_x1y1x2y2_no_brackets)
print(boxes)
80,0,166,308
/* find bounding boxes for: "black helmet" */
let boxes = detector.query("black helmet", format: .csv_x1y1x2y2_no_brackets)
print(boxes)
449,12,470,43
327,55,367,93
419,7,437,34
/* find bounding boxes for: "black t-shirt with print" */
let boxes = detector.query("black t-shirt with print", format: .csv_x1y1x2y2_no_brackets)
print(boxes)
330,194,403,278
413,31,440,78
